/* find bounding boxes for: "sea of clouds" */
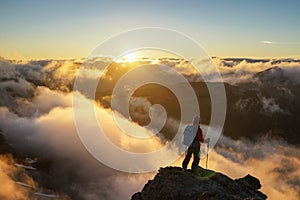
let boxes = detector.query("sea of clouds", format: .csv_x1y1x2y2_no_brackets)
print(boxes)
0,57,299,199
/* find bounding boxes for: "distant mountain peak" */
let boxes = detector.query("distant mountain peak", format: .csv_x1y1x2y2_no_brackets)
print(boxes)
255,66,283,76
254,66,287,84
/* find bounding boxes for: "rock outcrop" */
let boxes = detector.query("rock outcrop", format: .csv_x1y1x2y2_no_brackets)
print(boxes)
132,167,267,200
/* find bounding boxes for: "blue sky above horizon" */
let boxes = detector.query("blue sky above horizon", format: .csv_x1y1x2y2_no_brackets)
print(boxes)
0,0,299,59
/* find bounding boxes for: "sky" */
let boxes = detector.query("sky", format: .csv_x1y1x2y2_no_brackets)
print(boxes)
0,0,300,59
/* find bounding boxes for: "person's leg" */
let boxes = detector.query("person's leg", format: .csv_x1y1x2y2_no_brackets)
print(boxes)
191,147,200,171
182,148,192,170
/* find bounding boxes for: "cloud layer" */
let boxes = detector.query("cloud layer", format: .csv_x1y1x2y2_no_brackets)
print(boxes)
0,57,299,199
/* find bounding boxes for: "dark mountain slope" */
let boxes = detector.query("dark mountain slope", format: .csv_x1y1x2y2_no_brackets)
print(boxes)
132,167,267,200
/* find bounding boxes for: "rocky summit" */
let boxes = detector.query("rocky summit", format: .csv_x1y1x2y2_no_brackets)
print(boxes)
132,167,267,200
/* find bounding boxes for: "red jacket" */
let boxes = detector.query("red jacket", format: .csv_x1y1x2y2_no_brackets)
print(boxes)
191,126,204,148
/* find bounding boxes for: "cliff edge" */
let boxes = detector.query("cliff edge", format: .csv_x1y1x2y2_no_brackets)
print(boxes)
132,167,267,200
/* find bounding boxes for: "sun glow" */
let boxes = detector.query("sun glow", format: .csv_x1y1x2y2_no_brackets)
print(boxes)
116,52,138,63
114,49,181,63
123,52,137,62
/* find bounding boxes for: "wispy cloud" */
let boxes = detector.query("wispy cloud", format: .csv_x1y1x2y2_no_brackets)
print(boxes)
260,40,300,45
260,40,276,45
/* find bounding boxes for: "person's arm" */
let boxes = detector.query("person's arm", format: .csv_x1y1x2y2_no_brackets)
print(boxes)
197,127,204,143
197,127,210,143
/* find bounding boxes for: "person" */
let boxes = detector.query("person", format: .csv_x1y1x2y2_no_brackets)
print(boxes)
182,116,209,172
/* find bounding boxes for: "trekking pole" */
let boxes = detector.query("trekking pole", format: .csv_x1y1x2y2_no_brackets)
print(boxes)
206,141,209,169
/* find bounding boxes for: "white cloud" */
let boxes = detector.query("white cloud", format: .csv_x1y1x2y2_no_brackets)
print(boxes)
260,96,286,114
260,40,276,44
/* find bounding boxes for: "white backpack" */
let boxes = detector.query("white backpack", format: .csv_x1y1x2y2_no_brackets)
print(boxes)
183,125,197,146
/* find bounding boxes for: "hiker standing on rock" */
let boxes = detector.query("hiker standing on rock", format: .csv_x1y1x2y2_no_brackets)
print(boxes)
182,116,209,172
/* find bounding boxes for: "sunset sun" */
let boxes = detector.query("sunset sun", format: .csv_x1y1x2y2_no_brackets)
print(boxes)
115,51,138,63
123,52,137,62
